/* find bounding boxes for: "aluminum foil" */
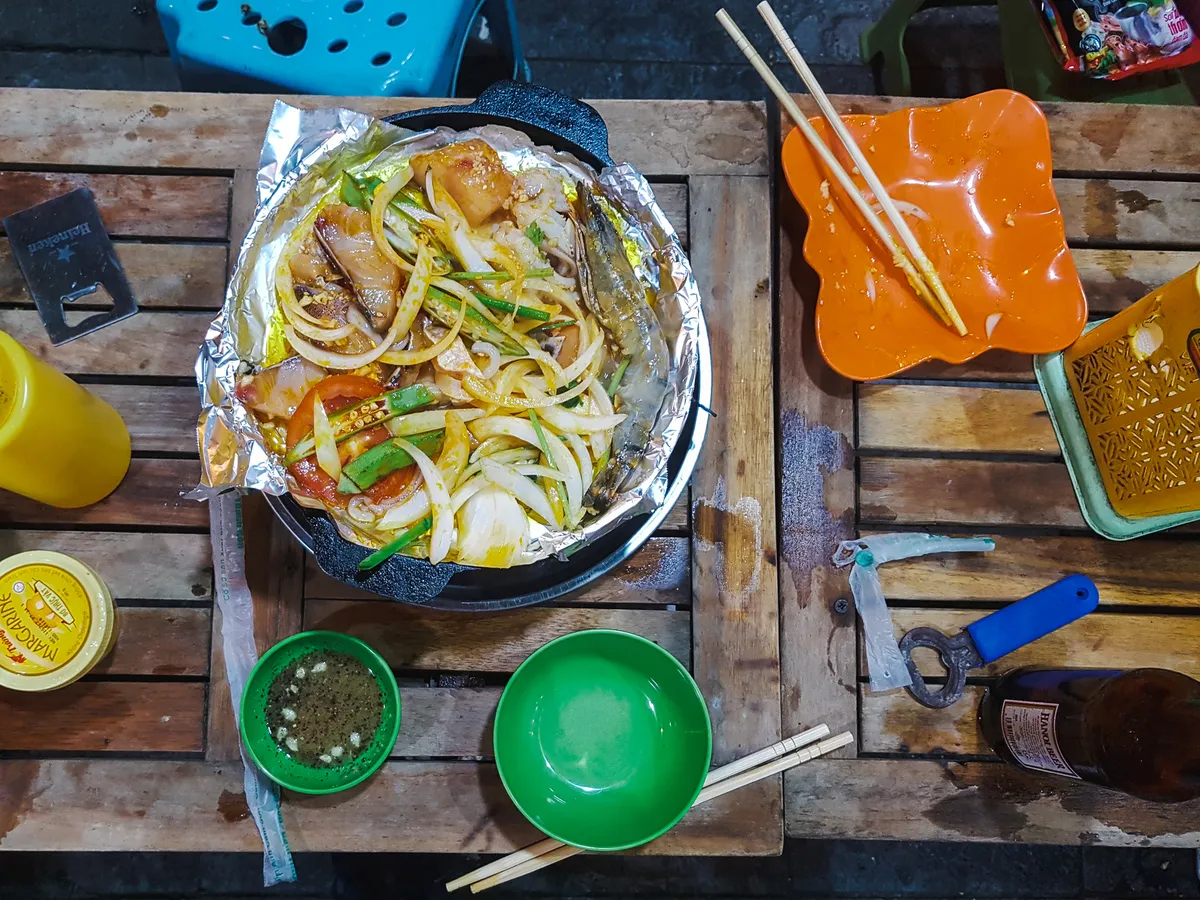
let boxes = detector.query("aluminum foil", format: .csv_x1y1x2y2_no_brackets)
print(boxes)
192,101,705,565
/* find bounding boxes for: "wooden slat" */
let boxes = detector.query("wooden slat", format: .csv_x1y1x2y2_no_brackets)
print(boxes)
305,536,690,606
207,494,305,761
0,243,228,309
859,685,987,756
0,532,211,601
303,600,689,671
690,175,782,794
0,683,205,753
0,90,769,177
859,457,1081,528
858,384,1056,455
87,385,200,455
393,687,498,758
0,309,210,378
1055,178,1200,247
887,609,1200,679
653,183,688,247
0,458,205,529
0,758,780,854
95,607,210,677
1073,248,1199,314
0,172,229,239
785,759,1200,845
774,180,857,749
906,350,1035,383
786,94,1200,178
876,534,1200,609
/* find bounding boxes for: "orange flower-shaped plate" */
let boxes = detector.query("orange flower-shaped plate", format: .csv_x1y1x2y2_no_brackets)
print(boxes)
782,90,1087,381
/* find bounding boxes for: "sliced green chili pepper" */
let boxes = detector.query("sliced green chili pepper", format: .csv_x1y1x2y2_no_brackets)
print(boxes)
423,288,527,356
607,357,631,398
398,186,429,211
285,384,436,465
528,317,578,335
471,291,551,322
337,429,445,494
443,268,554,283
528,409,558,471
555,378,583,409
358,516,433,572
340,174,367,210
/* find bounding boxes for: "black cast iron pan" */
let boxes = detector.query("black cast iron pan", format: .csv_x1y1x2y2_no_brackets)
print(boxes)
266,81,709,612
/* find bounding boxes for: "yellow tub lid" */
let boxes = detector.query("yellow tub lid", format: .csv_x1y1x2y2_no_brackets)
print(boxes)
0,551,114,692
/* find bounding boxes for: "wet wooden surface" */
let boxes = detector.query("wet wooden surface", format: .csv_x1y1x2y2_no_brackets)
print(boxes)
0,89,780,854
777,95,1200,845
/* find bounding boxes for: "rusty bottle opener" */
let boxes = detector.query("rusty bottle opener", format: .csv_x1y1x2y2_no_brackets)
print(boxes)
900,574,1100,708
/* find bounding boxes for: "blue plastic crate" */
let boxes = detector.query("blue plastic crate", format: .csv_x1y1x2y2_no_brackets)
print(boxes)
157,0,521,96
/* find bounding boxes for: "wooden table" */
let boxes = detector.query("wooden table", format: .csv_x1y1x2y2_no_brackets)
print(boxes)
778,95,1200,847
0,89,782,854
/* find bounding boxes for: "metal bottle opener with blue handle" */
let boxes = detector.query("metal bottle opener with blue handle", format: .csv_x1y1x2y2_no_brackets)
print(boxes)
899,574,1100,708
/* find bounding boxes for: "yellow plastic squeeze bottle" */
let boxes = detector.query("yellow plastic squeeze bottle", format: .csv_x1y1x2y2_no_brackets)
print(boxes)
0,329,130,507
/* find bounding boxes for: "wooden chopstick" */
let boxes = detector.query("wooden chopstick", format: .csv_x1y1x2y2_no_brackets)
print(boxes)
447,725,834,893
459,730,855,894
702,723,829,786
755,1,967,336
714,9,951,331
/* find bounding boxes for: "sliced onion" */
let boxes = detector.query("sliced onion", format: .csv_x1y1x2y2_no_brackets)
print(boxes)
481,458,556,526
985,312,1003,339
282,301,356,342
428,170,492,273
472,341,501,379
455,485,528,567
437,410,471,486
558,329,604,384
587,380,616,459
537,403,626,434
370,168,416,272
562,432,594,493
380,279,467,365
463,372,593,409
450,474,489,513
468,435,523,464
391,437,452,564
379,489,431,531
514,463,566,481
312,396,341,481
386,408,485,437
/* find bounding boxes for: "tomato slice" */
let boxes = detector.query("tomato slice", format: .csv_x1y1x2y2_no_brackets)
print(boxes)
286,376,419,508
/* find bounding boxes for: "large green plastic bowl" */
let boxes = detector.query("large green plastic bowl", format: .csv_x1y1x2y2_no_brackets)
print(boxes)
493,630,712,851
240,631,401,795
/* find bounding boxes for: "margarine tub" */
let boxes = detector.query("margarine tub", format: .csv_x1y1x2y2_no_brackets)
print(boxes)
0,551,117,691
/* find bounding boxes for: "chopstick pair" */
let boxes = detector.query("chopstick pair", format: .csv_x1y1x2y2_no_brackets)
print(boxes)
716,3,966,336
447,724,854,894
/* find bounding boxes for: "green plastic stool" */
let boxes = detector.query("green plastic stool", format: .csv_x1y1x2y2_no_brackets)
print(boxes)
860,0,1196,104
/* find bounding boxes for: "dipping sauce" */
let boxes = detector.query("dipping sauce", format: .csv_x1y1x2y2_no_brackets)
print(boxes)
264,650,383,766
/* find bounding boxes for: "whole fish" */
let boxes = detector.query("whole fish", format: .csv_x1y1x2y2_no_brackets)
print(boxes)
573,185,670,507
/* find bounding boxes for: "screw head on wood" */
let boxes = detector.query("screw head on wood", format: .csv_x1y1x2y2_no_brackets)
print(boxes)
834,598,850,615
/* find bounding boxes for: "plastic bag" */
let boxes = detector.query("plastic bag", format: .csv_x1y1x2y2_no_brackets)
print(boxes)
210,492,297,886
1035,0,1200,80
834,534,995,693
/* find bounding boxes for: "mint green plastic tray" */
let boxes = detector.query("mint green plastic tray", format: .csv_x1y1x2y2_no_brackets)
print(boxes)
1034,321,1200,541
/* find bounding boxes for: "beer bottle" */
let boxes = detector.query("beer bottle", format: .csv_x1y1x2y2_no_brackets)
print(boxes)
977,667,1200,802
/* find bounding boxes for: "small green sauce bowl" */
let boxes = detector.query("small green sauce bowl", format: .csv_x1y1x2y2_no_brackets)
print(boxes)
494,630,712,851
240,631,401,795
